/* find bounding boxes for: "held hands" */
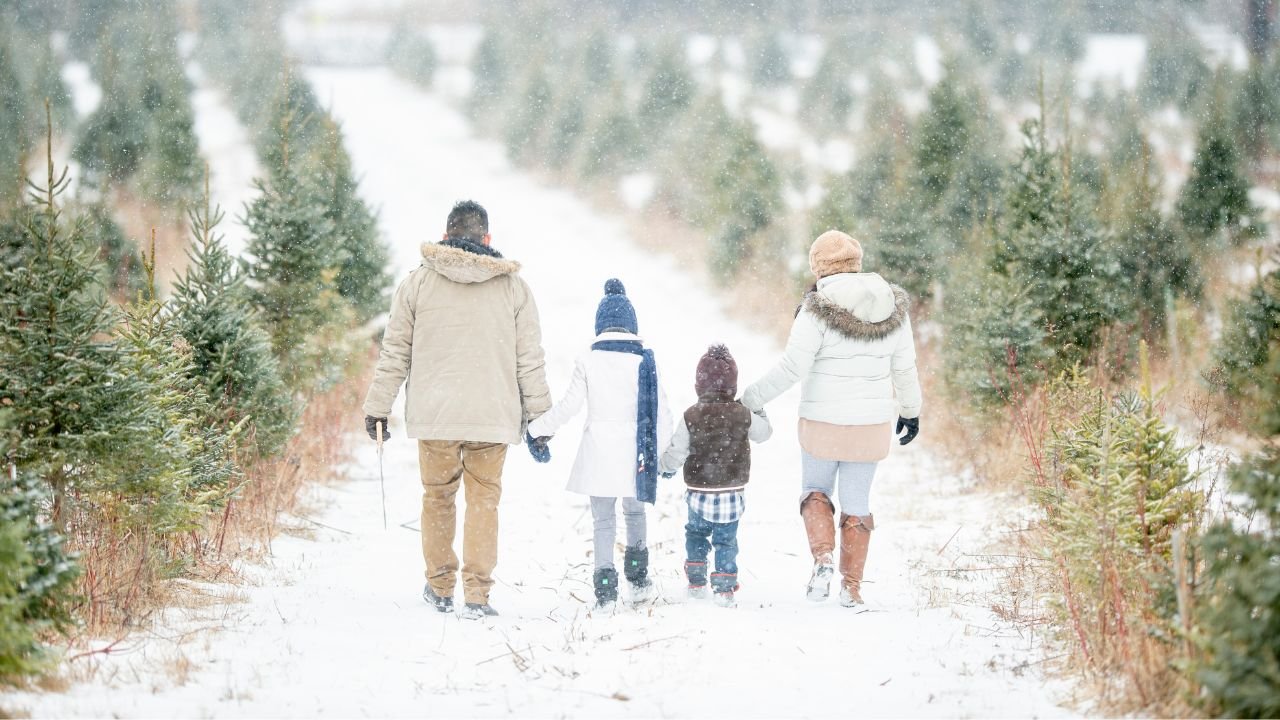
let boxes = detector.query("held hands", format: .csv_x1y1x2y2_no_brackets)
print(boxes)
895,416,919,446
365,415,390,441
526,433,552,463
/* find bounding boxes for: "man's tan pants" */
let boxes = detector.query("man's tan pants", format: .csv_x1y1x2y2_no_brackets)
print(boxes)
418,440,507,605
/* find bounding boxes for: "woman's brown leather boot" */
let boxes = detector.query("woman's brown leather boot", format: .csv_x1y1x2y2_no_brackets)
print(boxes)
839,513,874,606
800,492,836,600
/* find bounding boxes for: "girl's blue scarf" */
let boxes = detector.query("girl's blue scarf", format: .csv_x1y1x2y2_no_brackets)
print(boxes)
592,338,659,504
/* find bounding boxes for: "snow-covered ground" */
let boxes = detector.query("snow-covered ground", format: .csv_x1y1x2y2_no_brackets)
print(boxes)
5,67,1075,719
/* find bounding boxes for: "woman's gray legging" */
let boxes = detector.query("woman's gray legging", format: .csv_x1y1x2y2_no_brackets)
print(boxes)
800,451,878,516
590,496,647,570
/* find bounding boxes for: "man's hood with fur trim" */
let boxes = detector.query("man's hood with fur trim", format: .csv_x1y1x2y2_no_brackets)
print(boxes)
420,241,521,284
806,272,911,341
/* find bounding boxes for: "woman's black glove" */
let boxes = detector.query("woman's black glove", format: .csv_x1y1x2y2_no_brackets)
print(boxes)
895,416,919,445
365,415,390,441
527,433,552,463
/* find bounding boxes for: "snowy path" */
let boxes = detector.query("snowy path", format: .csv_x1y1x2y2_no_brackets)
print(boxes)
6,67,1074,719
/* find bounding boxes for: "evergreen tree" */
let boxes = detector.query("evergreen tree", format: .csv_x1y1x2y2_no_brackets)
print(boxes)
1197,329,1280,717
708,119,782,279
114,239,238,533
469,30,510,128
943,258,1050,406
312,118,392,325
1103,143,1200,345
504,68,554,164
171,187,295,458
993,119,1128,366
579,93,643,178
1197,443,1280,718
1176,120,1259,246
546,93,586,170
800,45,854,135
72,66,148,186
1231,64,1278,161
1213,265,1279,402
0,462,79,684
637,45,695,137
243,158,344,392
913,70,978,208
135,59,202,205
258,70,324,182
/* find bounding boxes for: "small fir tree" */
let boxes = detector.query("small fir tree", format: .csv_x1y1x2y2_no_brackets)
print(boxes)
637,45,695,136
171,182,295,458
312,119,391,325
1212,265,1280,403
503,68,554,164
993,119,1128,366
708,120,782,279
1176,119,1259,246
469,30,509,128
1103,142,1200,345
0,463,79,684
243,157,344,392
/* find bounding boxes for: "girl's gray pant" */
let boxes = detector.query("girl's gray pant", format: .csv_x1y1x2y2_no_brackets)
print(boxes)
590,496,647,570
800,451,878,516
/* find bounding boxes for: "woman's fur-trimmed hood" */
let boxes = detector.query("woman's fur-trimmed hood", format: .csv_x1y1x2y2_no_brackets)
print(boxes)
420,240,522,284
805,272,911,341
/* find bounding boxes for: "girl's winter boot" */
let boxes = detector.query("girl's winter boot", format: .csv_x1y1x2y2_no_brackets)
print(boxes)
685,560,709,599
593,567,619,610
838,513,873,606
624,546,656,603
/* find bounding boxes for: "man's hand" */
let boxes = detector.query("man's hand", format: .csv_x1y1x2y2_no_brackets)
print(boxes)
527,433,552,463
895,416,919,446
365,415,390,441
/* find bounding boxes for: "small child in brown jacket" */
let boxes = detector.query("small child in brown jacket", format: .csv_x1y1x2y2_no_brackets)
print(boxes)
659,344,772,607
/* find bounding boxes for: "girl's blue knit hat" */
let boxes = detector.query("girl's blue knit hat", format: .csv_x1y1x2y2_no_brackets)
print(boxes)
595,279,638,335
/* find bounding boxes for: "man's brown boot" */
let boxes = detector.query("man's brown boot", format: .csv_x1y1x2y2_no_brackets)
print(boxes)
839,513,874,606
800,492,836,601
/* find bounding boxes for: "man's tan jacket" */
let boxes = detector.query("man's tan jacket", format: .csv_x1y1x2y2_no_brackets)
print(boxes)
363,241,552,444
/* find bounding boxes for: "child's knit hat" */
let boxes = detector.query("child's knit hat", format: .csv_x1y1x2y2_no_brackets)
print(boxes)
595,279,638,335
695,344,738,398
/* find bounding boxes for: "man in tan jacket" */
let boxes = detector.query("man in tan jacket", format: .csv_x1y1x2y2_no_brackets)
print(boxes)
363,200,551,620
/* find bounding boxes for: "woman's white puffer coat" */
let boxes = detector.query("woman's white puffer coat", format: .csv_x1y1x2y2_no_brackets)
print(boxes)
741,272,921,426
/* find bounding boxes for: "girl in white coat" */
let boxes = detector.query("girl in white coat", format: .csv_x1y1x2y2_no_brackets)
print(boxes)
528,280,672,609
742,231,922,608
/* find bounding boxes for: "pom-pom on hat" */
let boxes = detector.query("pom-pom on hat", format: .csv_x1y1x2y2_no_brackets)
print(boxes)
809,229,863,279
695,344,738,397
595,278,639,335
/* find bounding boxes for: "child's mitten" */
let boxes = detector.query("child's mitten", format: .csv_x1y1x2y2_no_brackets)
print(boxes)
526,433,552,463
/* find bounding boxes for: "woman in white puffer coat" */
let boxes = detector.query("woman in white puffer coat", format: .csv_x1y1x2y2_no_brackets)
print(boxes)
741,230,921,607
